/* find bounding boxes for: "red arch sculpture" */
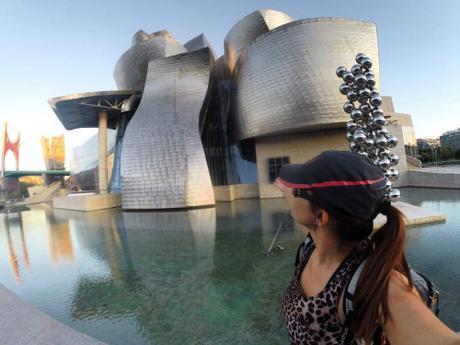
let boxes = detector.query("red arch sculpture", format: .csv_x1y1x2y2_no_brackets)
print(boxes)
2,122,20,171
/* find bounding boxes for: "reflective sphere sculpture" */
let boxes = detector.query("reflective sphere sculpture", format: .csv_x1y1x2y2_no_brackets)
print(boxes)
359,88,371,99
349,142,357,151
356,53,367,64
357,151,368,158
343,102,354,113
343,72,354,83
390,153,399,166
361,57,373,69
337,53,400,201
389,168,399,181
372,109,384,117
346,132,354,142
385,179,392,190
355,74,368,87
353,129,366,144
376,128,388,137
373,115,385,127
378,157,391,170
336,66,347,78
351,109,363,120
365,137,374,147
346,121,358,132
375,135,388,148
360,103,371,114
370,95,383,107
365,71,375,79
379,148,391,158
351,64,362,75
347,90,358,102
366,76,376,88
387,135,398,148
389,188,401,202
340,83,351,95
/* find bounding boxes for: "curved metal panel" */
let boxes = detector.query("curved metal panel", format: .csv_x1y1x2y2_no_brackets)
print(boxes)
224,9,293,54
224,9,293,72
234,18,380,141
120,48,215,209
113,31,187,91
184,33,216,60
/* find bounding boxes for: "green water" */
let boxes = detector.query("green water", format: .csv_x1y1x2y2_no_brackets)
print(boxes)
0,188,458,344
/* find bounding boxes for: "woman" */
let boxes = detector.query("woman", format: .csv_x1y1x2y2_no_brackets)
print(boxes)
275,151,460,345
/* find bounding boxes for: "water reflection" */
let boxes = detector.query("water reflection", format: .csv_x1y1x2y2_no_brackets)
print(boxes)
1,190,457,344
0,209,77,283
2,214,31,282
47,213,74,264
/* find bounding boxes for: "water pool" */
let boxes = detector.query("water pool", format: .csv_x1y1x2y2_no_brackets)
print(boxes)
0,187,458,344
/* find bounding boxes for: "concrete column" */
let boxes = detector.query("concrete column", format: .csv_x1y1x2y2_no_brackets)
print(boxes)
98,110,108,194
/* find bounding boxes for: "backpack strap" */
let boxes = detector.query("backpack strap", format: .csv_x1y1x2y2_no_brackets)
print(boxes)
410,269,440,316
294,233,313,268
336,256,369,345
343,256,368,315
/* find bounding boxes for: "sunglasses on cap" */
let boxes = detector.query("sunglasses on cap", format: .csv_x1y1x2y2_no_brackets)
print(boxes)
293,188,315,201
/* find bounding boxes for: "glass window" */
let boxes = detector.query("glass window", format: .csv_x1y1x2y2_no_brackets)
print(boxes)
267,156,290,182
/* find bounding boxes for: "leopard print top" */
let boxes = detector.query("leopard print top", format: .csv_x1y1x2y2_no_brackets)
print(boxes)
282,236,363,345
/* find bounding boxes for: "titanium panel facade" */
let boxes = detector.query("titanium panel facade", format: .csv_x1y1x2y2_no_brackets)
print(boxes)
233,18,380,141
121,48,215,209
184,34,216,60
224,9,293,71
113,31,187,91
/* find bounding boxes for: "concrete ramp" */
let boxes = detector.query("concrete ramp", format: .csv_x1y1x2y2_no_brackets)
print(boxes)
0,284,106,345
18,181,62,205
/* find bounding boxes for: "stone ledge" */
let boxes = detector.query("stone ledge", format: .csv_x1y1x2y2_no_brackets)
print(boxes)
0,284,106,345
53,193,121,211
213,184,259,201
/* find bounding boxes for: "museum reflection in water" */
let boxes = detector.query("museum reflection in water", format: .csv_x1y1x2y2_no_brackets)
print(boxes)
0,198,297,344
1,209,75,282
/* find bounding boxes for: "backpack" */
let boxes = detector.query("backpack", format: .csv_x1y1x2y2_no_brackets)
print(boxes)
295,236,440,345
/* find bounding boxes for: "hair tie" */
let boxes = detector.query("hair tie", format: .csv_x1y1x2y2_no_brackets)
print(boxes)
379,199,392,215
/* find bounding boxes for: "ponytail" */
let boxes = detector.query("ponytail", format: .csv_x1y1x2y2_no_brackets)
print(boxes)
351,205,413,343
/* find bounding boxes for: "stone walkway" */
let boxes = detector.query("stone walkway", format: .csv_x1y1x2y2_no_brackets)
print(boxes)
374,201,446,228
421,165,460,174
0,285,106,345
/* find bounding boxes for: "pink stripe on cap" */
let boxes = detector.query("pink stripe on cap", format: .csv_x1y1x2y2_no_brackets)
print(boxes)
277,176,386,189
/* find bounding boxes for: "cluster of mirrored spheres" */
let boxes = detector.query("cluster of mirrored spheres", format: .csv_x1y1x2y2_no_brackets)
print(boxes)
336,53,400,201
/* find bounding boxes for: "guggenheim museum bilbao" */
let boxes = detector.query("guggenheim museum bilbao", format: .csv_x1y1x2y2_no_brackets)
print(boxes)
49,9,416,210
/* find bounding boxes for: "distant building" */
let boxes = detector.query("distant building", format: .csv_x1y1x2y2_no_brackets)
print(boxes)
440,129,460,150
41,135,65,170
381,97,417,157
417,138,432,150
70,130,116,191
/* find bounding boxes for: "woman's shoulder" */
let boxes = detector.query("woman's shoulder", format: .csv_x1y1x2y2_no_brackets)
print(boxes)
388,270,422,302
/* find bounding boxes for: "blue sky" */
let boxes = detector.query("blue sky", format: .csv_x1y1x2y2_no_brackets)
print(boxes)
0,0,458,170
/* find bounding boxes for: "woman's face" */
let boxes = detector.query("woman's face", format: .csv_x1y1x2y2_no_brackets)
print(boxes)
274,178,317,227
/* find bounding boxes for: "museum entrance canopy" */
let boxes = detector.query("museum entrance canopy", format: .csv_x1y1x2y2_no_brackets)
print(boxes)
48,90,140,130
49,90,141,195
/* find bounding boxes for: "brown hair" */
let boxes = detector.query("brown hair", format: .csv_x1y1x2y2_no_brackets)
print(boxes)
351,205,413,343
309,193,413,343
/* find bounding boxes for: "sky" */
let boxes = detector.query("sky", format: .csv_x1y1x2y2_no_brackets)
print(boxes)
0,0,459,170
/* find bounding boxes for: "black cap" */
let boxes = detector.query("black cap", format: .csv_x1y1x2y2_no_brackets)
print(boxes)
278,151,387,221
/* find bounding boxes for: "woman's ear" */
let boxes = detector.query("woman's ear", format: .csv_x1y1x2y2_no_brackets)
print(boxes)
317,210,329,227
